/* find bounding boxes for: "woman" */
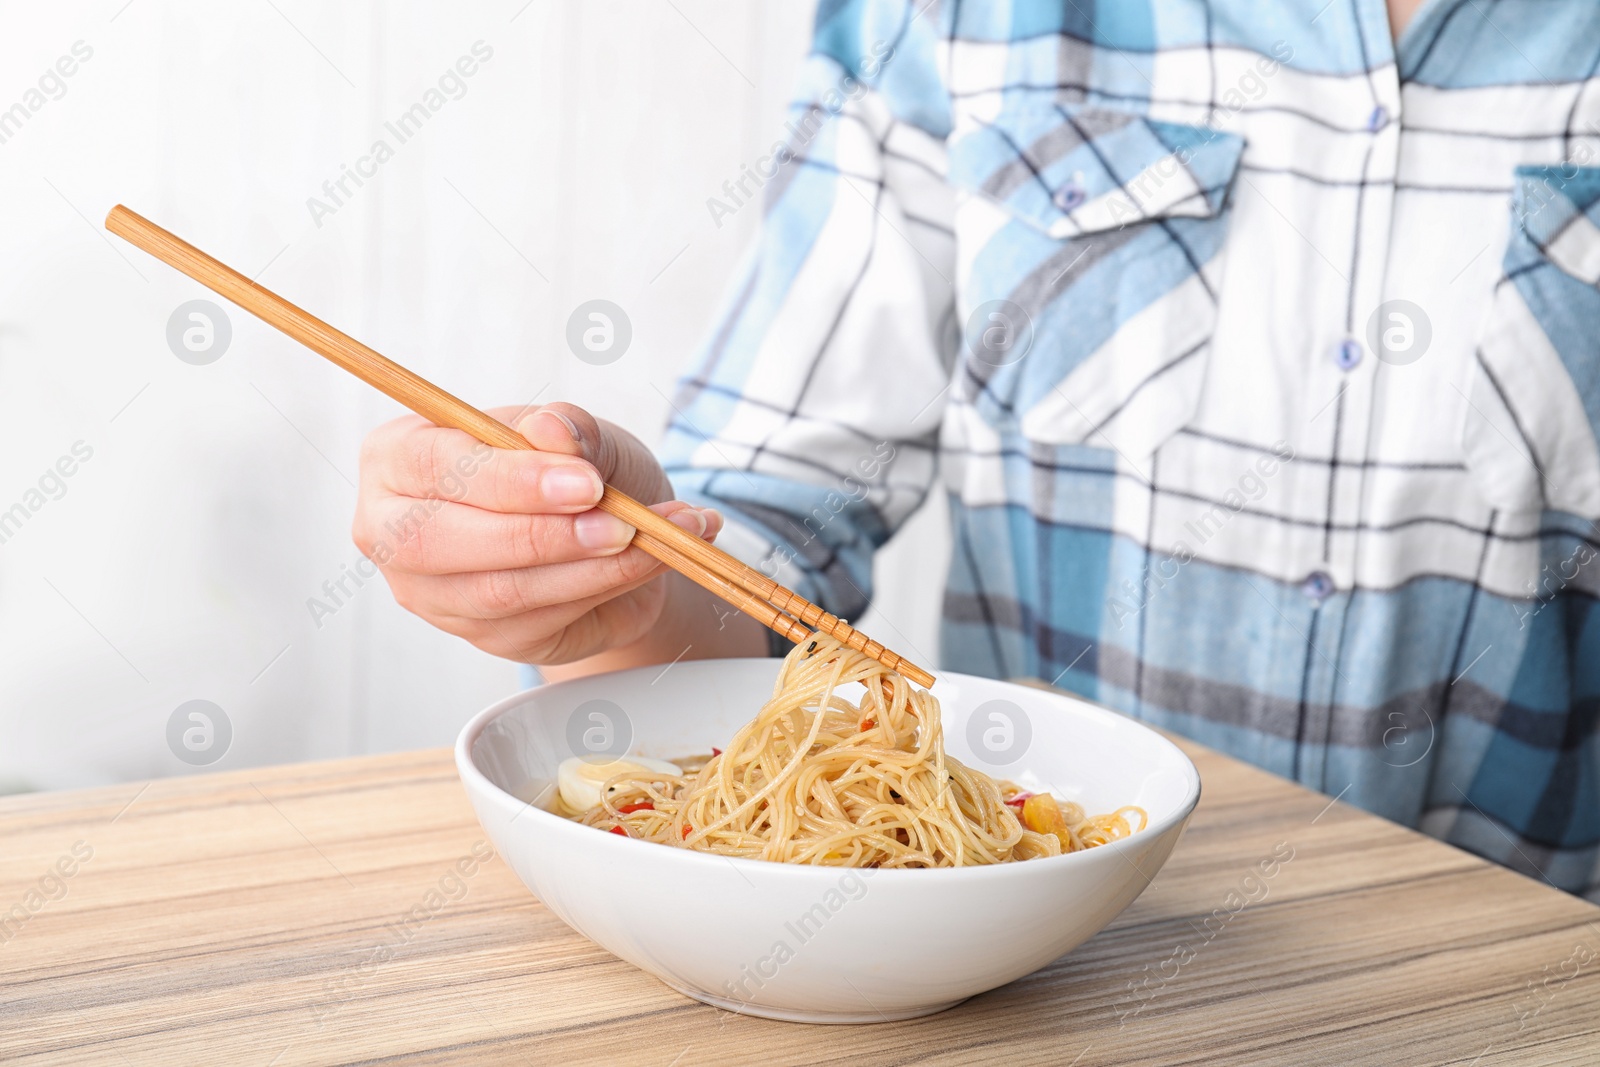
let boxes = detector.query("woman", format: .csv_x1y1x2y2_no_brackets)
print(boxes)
353,0,1600,899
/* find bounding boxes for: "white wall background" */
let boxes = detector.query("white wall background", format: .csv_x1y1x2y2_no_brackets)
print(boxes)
0,1,948,792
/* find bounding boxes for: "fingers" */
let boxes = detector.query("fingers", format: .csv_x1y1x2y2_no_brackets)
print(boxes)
369,492,718,576
357,414,600,519
358,403,672,519
425,581,673,665
354,401,722,665
381,503,720,622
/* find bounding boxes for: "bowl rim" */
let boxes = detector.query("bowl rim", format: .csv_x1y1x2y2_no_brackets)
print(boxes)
454,657,1202,882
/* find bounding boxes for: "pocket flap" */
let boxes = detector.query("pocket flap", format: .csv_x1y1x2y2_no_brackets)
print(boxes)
950,104,1245,238
1513,166,1600,286
1463,165,1600,516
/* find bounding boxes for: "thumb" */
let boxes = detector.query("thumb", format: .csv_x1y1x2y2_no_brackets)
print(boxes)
512,403,617,476
515,406,586,457
506,401,668,503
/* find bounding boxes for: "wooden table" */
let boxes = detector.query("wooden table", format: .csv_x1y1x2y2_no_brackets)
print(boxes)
4,743,1598,1066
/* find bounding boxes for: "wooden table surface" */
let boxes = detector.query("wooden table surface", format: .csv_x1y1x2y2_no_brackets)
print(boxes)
4,742,1598,1066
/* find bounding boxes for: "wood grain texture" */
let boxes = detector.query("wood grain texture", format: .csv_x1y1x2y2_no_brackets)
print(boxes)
2,742,1597,1066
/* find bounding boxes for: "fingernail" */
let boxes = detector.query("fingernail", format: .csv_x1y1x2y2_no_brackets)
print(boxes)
699,507,723,537
575,510,635,551
541,465,603,507
668,508,707,538
538,408,583,444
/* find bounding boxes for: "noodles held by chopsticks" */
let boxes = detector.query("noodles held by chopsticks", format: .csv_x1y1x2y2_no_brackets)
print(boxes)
568,634,1146,867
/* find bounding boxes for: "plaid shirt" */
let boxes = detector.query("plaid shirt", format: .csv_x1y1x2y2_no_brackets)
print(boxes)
663,0,1600,901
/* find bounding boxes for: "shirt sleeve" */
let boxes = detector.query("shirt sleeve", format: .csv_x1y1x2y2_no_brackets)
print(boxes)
662,0,957,623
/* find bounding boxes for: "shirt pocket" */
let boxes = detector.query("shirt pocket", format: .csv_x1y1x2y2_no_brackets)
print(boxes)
948,103,1246,458
1463,166,1600,517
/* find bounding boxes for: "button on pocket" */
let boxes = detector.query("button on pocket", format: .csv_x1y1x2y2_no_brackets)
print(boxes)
948,104,1246,460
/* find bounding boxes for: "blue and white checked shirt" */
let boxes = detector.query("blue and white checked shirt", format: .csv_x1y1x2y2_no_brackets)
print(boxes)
664,0,1600,901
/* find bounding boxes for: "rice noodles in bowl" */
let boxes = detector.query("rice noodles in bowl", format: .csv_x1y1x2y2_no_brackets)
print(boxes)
557,635,1146,867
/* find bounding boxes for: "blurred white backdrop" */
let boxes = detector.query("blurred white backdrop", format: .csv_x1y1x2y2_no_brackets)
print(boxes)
0,0,948,792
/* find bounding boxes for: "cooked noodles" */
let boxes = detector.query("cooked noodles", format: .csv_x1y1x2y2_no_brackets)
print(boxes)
563,634,1146,867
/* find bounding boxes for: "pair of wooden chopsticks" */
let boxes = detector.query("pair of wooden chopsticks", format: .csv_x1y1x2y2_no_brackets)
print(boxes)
105,206,935,689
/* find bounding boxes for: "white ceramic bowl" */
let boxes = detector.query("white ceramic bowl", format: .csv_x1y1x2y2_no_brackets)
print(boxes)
455,658,1200,1023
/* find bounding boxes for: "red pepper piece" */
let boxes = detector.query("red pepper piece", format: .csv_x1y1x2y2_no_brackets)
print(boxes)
682,825,692,839
1004,792,1033,809
617,801,654,814
711,747,722,757
608,825,628,836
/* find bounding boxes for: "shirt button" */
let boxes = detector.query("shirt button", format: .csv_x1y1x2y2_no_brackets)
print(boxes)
1334,339,1363,371
1302,571,1335,603
1366,105,1390,132
1052,179,1086,212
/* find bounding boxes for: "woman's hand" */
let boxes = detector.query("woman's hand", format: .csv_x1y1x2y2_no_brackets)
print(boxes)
353,402,723,666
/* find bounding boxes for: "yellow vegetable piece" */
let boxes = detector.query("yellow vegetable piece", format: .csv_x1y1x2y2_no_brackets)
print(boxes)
1021,794,1075,853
